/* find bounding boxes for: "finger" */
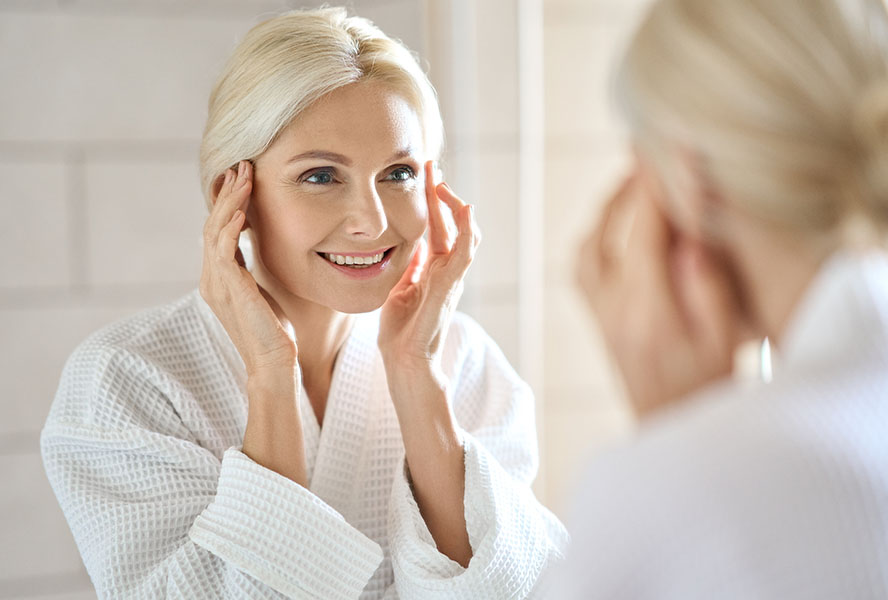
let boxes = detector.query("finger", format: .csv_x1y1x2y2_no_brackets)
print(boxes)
217,210,245,263
593,172,640,277
436,181,466,250
629,172,673,289
425,162,450,255
392,238,427,295
444,204,476,279
208,161,252,242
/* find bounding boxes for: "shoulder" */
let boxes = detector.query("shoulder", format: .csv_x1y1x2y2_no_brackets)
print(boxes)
566,371,888,590
46,291,212,432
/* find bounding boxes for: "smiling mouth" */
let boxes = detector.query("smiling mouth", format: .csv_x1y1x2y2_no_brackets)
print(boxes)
317,248,394,269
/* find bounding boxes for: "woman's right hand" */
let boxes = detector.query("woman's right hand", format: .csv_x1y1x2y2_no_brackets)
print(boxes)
199,160,298,377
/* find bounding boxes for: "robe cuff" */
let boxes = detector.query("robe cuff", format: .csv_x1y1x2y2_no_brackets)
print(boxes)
388,432,567,598
189,447,383,599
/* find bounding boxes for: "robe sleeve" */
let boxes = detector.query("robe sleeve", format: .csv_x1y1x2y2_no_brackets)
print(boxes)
385,314,569,599
41,342,383,600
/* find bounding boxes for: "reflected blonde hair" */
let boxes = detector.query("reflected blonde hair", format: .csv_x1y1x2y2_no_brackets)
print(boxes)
199,7,444,206
617,0,888,238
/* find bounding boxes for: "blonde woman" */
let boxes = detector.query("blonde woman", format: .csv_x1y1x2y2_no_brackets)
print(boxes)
556,0,888,597
41,8,566,599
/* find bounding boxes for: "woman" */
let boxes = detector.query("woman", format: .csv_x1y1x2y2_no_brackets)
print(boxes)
556,0,888,597
41,8,566,599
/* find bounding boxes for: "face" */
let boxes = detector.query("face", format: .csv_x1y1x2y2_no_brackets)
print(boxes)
247,81,429,313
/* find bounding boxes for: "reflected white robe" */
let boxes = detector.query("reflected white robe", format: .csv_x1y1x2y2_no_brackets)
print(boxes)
553,251,888,599
41,291,567,599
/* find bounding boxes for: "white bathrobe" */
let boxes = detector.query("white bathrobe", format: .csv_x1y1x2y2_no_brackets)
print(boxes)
41,291,567,599
552,251,888,599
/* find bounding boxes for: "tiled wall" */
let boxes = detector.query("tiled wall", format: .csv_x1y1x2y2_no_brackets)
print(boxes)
0,0,535,595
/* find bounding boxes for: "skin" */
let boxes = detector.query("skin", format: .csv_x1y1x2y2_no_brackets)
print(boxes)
575,152,831,418
200,81,480,567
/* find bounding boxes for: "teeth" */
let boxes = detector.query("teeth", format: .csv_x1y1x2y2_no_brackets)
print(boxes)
324,252,386,267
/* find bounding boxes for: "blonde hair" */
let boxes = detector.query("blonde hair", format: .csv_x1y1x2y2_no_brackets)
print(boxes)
617,0,888,238
199,7,444,205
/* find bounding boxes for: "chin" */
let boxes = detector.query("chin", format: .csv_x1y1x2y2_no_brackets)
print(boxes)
322,287,393,314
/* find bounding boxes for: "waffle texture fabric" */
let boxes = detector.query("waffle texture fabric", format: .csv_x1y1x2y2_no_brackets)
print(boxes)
41,290,567,599
551,251,888,599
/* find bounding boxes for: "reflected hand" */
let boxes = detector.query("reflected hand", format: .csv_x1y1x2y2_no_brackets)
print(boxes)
575,162,748,418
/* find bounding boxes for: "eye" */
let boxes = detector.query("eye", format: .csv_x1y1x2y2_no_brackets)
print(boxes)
384,166,416,182
302,168,336,185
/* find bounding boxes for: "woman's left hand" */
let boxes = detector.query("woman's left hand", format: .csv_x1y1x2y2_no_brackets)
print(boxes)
378,160,481,391
378,160,480,568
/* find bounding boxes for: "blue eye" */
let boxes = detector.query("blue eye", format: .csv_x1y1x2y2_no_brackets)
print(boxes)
304,169,335,184
386,166,416,182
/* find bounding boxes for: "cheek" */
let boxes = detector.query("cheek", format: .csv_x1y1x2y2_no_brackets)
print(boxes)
387,190,428,242
251,201,335,261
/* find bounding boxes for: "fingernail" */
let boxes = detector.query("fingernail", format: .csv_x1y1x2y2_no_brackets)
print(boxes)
223,169,232,184
237,161,244,178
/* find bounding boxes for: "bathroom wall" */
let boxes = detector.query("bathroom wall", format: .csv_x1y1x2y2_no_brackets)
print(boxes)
0,0,540,596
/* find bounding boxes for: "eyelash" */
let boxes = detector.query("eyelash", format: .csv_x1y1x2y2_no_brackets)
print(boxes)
299,166,417,185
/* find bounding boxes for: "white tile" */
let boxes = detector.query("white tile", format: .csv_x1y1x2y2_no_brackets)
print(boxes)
0,307,134,436
0,13,252,142
0,453,86,579
543,147,631,282
85,160,205,286
543,282,626,403
0,162,69,288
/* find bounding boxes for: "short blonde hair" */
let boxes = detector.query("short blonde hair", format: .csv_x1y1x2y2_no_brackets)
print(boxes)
617,0,888,238
199,7,444,205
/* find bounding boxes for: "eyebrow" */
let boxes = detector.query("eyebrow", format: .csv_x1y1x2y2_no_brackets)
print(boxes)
285,147,417,167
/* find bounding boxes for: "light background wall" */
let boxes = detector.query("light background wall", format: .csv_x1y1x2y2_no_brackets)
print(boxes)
0,0,648,596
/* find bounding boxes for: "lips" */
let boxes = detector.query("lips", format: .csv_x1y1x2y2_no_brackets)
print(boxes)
317,247,396,279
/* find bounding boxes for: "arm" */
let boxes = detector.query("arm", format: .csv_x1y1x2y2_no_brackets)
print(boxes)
378,163,567,598
387,319,569,599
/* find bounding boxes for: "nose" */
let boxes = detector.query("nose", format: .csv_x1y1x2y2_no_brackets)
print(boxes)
344,181,387,239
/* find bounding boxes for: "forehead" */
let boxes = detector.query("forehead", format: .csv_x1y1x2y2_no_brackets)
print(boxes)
269,81,424,162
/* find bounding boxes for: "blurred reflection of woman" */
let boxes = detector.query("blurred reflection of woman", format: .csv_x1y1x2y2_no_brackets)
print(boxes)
558,0,888,597
41,8,566,599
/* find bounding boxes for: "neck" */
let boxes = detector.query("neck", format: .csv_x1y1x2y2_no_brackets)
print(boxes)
251,264,355,400
728,219,834,349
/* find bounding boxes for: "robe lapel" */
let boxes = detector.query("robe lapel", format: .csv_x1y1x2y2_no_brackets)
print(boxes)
308,315,380,519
